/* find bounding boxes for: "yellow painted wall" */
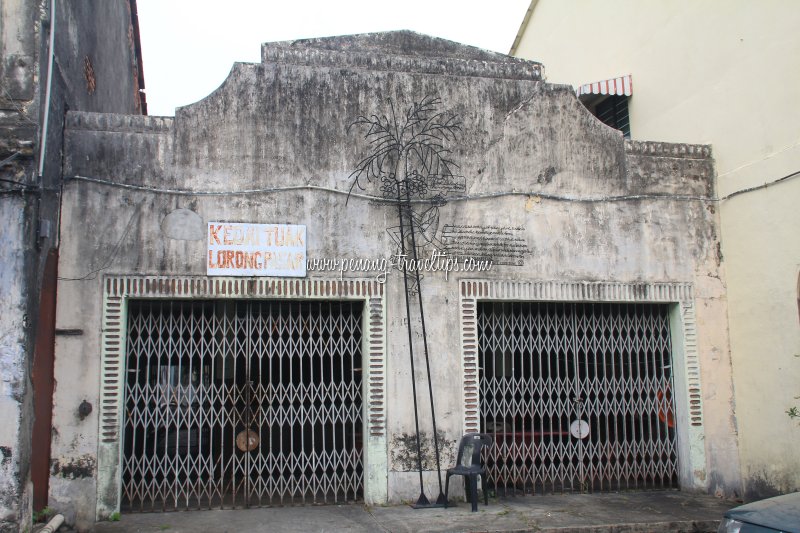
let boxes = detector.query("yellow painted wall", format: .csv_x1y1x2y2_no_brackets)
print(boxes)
514,0,800,498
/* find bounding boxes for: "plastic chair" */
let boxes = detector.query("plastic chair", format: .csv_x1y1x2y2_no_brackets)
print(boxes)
444,433,492,512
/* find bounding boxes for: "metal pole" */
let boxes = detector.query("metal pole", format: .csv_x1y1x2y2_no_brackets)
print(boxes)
403,185,446,504
395,181,430,507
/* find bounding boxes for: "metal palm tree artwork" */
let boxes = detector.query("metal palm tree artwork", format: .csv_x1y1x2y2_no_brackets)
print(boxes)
347,96,464,507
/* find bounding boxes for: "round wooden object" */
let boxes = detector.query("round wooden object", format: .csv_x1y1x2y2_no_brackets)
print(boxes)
236,429,259,452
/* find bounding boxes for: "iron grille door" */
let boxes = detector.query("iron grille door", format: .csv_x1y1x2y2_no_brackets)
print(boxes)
478,302,677,495
122,300,364,511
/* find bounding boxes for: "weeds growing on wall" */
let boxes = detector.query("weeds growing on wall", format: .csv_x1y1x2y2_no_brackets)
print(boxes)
32,507,53,523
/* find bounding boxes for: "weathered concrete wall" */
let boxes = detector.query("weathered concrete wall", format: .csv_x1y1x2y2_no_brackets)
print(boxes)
55,32,736,527
0,1,40,528
0,0,143,530
0,184,36,533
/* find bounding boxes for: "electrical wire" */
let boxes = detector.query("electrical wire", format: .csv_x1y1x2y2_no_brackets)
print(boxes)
68,174,384,200
66,168,798,204
0,154,39,193
0,176,39,195
0,152,22,168
0,87,37,126
0,177,34,188
720,168,800,201
67,174,717,204
0,188,35,196
57,206,141,281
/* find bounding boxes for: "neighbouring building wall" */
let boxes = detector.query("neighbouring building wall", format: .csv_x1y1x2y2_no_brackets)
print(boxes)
0,0,41,527
512,0,800,499
0,0,144,530
0,191,36,533
52,32,738,527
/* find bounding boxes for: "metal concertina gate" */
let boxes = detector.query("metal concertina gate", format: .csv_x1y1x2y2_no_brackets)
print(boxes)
122,299,364,510
477,301,678,494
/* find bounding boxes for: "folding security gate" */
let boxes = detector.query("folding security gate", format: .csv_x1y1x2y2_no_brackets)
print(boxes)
478,302,678,494
122,299,364,511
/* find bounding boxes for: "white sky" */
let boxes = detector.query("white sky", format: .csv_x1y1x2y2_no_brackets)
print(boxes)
136,0,532,116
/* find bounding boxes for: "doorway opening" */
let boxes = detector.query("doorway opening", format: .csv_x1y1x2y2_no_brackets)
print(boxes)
477,301,678,494
121,299,364,511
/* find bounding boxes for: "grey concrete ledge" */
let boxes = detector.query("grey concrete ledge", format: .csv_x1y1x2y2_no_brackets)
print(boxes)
263,47,543,80
461,279,695,303
625,140,712,160
65,111,173,134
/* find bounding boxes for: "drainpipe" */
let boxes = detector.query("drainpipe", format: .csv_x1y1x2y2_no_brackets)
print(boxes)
38,0,56,178
39,514,64,533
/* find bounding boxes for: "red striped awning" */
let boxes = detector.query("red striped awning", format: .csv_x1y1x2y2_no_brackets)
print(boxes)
577,75,632,97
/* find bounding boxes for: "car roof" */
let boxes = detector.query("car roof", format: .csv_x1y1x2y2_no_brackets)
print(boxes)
725,492,800,533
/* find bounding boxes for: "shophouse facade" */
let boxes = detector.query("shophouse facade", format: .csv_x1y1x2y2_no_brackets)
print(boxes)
50,32,739,528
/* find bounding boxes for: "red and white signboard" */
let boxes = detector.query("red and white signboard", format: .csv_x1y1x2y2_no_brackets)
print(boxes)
207,222,306,277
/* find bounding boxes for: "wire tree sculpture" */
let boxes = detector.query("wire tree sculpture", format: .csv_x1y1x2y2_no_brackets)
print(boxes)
347,96,464,507
347,95,462,203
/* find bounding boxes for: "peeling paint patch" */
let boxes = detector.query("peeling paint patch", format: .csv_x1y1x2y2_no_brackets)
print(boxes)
51,455,96,479
0,447,10,464
524,195,541,211
390,431,456,472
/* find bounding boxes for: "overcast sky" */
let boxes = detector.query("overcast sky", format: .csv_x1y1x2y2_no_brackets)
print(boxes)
136,0,532,116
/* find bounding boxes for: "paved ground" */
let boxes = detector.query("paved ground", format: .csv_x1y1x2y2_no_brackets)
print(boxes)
84,491,734,532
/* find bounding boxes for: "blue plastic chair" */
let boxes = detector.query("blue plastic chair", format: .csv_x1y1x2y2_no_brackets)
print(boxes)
444,433,492,512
